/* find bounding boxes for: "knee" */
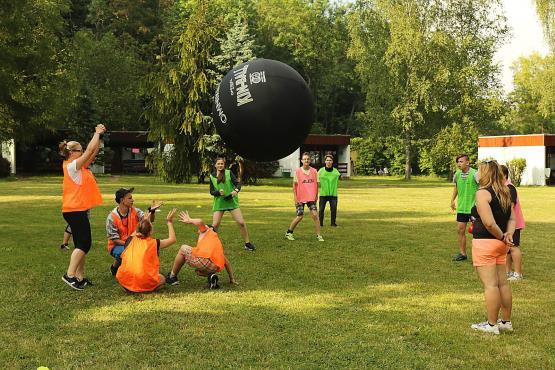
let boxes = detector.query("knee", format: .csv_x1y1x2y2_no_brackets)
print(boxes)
179,245,191,256
236,220,246,228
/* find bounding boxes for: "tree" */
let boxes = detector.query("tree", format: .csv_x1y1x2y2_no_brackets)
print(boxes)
0,0,72,143
534,0,555,50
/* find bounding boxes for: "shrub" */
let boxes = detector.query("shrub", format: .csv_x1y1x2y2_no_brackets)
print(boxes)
0,157,11,177
507,158,527,186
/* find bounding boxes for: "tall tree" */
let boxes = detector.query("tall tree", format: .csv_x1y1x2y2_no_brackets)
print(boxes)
534,0,555,50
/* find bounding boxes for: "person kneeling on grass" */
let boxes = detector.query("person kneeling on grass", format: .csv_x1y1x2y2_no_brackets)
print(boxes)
166,211,237,289
116,208,177,293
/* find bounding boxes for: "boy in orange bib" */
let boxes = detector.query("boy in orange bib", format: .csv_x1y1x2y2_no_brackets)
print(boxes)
166,211,237,289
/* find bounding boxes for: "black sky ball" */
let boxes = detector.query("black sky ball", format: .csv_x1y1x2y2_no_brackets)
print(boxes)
212,58,314,162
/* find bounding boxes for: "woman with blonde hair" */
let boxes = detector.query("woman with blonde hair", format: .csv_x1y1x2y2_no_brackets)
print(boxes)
470,160,516,334
59,124,106,290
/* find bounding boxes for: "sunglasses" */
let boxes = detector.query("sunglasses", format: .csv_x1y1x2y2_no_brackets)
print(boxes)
483,159,497,164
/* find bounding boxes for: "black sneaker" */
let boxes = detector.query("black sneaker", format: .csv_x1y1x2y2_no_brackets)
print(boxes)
62,274,84,291
80,277,93,287
208,274,220,289
331,224,339,227
453,253,468,261
244,242,256,251
110,263,119,276
166,272,179,286
60,243,69,251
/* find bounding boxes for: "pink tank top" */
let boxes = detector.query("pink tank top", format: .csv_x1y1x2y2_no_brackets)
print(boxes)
506,180,525,229
295,167,318,203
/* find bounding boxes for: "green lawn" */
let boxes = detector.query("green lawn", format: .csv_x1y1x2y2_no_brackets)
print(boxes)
0,175,554,369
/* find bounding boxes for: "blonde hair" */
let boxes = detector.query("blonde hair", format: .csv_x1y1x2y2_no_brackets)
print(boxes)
478,161,511,212
58,140,81,160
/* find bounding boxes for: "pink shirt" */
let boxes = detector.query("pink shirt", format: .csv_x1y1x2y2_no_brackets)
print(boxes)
506,179,525,230
294,167,318,203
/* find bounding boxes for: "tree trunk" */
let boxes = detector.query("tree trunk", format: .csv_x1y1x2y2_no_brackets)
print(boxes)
404,131,411,180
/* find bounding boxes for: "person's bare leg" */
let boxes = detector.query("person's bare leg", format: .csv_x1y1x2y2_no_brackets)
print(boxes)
76,257,86,280
496,265,512,321
506,253,513,274
212,211,224,231
67,249,86,278
230,208,250,243
288,215,303,231
63,231,71,245
477,265,501,324
310,210,321,235
510,247,523,275
170,245,190,276
457,222,467,255
154,274,166,291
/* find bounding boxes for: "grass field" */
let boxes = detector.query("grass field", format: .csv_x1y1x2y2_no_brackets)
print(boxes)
0,175,554,369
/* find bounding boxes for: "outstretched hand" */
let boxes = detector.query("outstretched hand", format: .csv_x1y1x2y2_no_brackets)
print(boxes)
179,210,192,224
166,208,177,223
150,200,163,211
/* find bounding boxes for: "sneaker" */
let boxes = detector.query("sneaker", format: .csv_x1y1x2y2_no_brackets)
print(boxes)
110,263,119,276
285,232,295,241
166,272,179,286
506,271,514,279
79,277,93,287
208,274,220,289
62,274,84,291
496,319,514,332
317,235,325,242
508,272,523,281
60,243,69,251
471,321,500,335
452,253,468,261
244,242,256,251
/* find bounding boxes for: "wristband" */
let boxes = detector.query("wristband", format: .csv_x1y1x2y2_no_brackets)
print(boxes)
147,207,152,213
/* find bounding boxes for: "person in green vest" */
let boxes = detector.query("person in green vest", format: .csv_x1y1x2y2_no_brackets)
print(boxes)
318,154,341,227
209,157,256,251
450,154,479,261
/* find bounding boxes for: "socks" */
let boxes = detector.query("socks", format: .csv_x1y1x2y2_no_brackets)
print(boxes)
287,229,293,234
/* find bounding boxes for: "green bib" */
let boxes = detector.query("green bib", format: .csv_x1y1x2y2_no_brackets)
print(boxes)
455,167,479,214
210,170,239,211
318,167,340,197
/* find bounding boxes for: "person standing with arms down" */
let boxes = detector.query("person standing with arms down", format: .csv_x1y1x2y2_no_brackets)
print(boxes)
470,160,516,334
450,154,479,261
59,124,106,290
285,152,324,242
210,157,256,251
318,154,341,227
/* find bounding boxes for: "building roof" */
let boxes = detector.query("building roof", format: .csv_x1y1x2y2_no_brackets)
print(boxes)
479,134,555,147
304,134,350,145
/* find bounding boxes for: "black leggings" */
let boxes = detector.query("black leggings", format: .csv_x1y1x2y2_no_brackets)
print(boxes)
63,211,92,253
319,196,338,226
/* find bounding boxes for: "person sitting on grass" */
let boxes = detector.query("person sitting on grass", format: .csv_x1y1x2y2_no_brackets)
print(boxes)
116,208,177,293
166,211,238,289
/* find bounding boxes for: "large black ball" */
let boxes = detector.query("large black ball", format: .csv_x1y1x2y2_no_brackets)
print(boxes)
212,58,314,162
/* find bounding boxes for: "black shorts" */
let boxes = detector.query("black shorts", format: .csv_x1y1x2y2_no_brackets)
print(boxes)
511,229,521,247
456,213,471,223
296,201,317,216
62,211,92,253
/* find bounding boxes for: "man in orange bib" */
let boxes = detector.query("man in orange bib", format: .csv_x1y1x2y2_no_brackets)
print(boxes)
166,211,237,289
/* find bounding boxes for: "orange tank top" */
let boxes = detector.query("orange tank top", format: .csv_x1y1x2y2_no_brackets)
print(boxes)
191,229,225,271
62,160,103,212
107,207,140,253
116,236,160,292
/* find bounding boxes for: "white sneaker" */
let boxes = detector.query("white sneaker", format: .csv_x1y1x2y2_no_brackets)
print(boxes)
471,321,500,335
506,271,514,279
316,234,325,242
285,232,295,241
496,319,514,332
508,272,523,281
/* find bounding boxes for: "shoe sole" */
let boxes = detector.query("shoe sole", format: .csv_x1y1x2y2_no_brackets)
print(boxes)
244,247,256,251
62,276,84,291
168,281,180,286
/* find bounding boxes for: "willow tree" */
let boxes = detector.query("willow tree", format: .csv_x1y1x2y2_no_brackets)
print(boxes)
534,0,555,50
145,0,222,183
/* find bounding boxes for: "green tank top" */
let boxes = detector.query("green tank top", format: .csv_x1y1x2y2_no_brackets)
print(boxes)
455,167,479,214
210,170,239,211
318,167,340,197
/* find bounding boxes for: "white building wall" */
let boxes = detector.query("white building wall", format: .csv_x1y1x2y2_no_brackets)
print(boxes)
275,148,300,178
1,139,16,174
337,144,351,177
478,146,546,185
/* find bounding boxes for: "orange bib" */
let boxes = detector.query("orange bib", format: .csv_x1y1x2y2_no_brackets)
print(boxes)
116,236,160,292
192,229,225,271
62,160,102,212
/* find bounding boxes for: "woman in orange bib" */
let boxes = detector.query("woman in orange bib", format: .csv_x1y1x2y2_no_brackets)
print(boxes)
59,124,106,291
116,208,177,293
166,211,237,289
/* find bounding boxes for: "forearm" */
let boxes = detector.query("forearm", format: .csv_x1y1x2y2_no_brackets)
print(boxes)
111,238,126,246
484,223,504,240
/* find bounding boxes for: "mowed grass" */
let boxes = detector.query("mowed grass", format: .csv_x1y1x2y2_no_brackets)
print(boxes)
0,175,554,369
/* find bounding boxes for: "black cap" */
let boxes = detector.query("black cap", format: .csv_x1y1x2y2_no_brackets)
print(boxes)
115,187,134,203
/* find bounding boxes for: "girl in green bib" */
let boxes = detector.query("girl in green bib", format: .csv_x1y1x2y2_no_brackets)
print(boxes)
209,157,256,251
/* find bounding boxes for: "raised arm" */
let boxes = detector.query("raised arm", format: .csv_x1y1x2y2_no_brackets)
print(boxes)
159,208,177,249
75,124,106,170
147,200,164,222
178,210,207,231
